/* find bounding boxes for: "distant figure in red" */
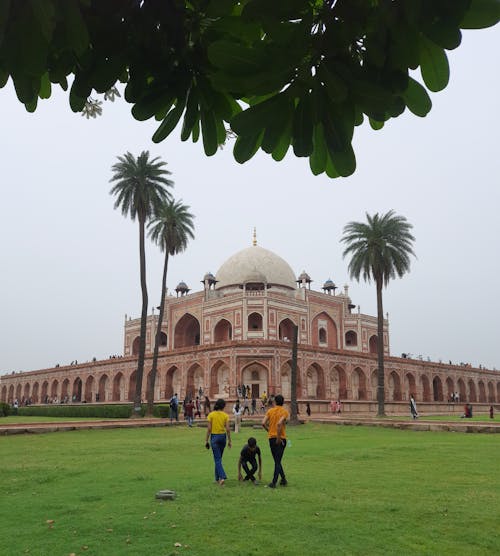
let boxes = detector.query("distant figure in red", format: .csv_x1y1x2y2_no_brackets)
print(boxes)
490,406,494,419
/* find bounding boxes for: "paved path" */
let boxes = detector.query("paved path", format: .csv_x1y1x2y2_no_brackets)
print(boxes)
1,414,499,435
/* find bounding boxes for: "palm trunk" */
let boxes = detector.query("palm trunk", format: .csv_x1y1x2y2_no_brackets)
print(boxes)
290,324,299,424
376,277,386,417
146,251,169,416
134,215,148,415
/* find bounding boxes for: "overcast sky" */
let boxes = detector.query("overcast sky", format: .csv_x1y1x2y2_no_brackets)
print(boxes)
1,27,499,374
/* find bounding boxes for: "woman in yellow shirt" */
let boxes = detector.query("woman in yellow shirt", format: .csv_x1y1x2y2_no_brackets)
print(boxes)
205,398,232,485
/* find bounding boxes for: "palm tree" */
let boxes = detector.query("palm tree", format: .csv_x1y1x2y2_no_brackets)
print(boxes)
146,199,195,415
109,151,173,415
341,210,415,417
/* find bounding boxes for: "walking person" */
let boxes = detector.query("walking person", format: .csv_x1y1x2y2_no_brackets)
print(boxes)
233,399,242,433
409,394,418,419
262,394,289,488
205,398,232,486
184,398,194,427
238,437,262,485
169,393,179,422
203,395,211,417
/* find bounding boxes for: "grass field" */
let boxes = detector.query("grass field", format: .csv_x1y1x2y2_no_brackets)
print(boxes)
1,422,499,555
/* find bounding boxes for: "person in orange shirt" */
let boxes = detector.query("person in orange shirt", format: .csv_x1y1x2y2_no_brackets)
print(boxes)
262,394,289,488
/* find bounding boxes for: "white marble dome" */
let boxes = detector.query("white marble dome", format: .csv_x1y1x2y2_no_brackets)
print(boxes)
215,245,297,291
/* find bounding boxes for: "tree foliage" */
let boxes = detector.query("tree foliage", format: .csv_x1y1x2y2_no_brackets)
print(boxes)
1,0,498,178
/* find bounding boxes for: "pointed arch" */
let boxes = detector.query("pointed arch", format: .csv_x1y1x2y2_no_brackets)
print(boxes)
345,330,358,347
468,380,477,402
186,363,204,399
242,362,270,400
50,379,59,400
368,335,378,354
405,373,417,400
1,385,7,402
41,381,49,403
457,378,466,402
61,379,69,402
420,375,431,402
370,369,379,401
16,383,22,400
174,313,201,348
128,371,136,402
311,312,338,349
98,374,108,402
331,365,347,400
164,365,181,399
8,385,15,404
445,377,454,401
24,383,31,401
432,376,443,402
278,318,295,341
84,376,94,403
248,312,263,331
306,363,325,399
210,360,230,398
478,380,486,403
487,381,495,403
72,378,82,402
112,372,124,401
352,367,367,400
132,336,141,356
214,319,232,343
388,371,402,401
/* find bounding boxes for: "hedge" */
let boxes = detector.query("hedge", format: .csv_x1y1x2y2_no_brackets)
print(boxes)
0,402,11,417
16,404,171,419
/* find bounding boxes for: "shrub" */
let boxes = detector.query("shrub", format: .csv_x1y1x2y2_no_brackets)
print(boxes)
0,402,11,417
15,403,172,419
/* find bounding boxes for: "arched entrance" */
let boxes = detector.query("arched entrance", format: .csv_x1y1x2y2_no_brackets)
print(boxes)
445,377,454,401
112,372,124,401
242,362,269,400
478,381,486,403
61,379,69,402
306,363,325,399
487,381,495,403
420,375,431,402
369,335,378,354
311,312,338,349
186,364,204,399
84,376,94,403
352,367,367,400
174,314,201,348
128,371,136,402
132,336,141,356
331,365,347,400
1,385,6,402
214,319,232,343
98,374,108,402
468,380,477,402
432,376,443,402
279,361,302,400
278,318,295,341
405,373,416,400
165,366,181,399
388,371,402,401
72,378,82,402
457,379,466,402
210,361,230,398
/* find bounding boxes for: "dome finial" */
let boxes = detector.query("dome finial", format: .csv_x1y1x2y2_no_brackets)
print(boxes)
252,227,257,246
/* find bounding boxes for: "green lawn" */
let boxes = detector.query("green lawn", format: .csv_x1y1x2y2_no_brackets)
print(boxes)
1,423,499,555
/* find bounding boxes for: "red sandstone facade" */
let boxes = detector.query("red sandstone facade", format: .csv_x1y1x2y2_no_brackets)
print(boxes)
2,243,499,409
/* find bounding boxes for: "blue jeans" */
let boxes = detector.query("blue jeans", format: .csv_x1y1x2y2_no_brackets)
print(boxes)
269,438,287,484
210,434,227,481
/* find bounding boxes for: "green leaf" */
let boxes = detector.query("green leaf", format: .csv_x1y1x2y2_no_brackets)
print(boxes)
205,0,238,17
152,97,186,143
329,145,356,178
243,0,307,22
402,77,432,117
261,94,292,153
62,0,89,55
25,96,38,112
208,40,264,74
233,130,263,164
317,64,348,103
419,36,449,92
0,69,8,88
369,118,384,130
192,118,200,143
181,86,200,142
292,94,313,157
309,124,327,176
461,0,500,29
12,72,38,104
39,72,51,99
29,0,55,42
231,95,282,135
325,153,340,179
0,0,11,46
271,123,291,161
132,89,175,122
200,108,219,156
